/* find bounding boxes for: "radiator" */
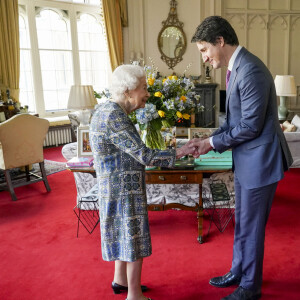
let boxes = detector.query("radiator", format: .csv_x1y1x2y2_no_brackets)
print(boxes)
44,125,73,147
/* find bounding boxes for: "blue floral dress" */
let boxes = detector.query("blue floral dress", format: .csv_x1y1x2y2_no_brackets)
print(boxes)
89,101,176,262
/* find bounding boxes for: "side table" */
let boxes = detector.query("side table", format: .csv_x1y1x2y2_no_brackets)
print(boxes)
67,157,232,244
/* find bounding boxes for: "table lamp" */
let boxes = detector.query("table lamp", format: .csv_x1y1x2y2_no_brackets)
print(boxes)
274,75,296,120
67,85,97,126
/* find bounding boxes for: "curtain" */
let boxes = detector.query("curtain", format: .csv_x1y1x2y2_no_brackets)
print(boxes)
119,0,128,27
102,0,127,71
0,0,20,102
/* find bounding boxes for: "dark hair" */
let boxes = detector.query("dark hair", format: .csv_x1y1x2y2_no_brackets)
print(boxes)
191,16,239,46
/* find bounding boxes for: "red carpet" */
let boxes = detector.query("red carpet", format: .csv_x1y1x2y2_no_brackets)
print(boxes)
43,145,66,162
0,164,300,299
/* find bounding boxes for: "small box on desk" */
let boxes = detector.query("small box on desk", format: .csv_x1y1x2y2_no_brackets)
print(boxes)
67,156,94,167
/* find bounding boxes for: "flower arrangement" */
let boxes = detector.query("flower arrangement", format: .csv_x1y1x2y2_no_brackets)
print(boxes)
129,65,203,149
94,63,204,149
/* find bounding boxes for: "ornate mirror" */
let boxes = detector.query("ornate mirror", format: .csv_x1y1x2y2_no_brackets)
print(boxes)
157,0,187,69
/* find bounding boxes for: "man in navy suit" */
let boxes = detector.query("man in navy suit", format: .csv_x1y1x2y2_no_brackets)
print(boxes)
190,16,293,300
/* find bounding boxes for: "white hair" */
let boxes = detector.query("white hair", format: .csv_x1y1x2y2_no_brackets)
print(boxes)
110,64,146,102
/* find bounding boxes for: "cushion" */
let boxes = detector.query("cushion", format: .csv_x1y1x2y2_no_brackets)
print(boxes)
291,114,300,132
44,116,70,126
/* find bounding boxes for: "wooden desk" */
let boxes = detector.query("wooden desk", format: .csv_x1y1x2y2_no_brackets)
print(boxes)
67,158,232,244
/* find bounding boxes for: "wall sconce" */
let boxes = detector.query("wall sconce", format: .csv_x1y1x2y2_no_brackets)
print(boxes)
274,75,296,120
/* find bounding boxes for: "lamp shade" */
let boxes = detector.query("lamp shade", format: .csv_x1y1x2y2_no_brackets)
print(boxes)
274,75,297,97
67,85,97,110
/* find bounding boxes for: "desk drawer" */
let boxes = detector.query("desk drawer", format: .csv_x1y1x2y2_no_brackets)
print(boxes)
146,172,202,184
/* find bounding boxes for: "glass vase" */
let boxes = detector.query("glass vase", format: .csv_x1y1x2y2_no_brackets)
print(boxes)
141,126,166,150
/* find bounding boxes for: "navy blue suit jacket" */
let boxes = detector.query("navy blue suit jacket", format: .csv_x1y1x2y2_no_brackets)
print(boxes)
212,47,293,189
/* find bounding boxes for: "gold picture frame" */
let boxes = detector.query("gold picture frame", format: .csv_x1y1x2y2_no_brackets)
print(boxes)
77,126,93,157
188,127,217,140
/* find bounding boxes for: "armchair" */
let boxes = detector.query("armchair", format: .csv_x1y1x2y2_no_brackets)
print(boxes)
0,114,51,201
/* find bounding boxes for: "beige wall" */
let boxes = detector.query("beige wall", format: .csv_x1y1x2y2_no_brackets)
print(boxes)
224,0,300,109
124,0,300,110
124,0,204,77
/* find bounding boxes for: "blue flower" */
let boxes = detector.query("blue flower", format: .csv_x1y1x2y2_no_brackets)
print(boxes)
135,103,159,124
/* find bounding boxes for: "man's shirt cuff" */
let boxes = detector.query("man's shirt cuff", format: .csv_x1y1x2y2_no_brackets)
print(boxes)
209,136,215,149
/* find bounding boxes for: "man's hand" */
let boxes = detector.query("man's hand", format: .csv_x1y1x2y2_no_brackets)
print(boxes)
175,143,196,159
188,138,213,157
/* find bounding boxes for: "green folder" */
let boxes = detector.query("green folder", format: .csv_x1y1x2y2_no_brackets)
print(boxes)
194,150,232,166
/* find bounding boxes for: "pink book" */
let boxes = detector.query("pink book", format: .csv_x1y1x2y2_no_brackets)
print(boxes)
67,157,94,167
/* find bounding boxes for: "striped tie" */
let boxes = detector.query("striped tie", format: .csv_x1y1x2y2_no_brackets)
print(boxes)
226,70,231,89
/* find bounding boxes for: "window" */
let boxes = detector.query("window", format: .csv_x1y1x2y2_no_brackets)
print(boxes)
18,0,111,117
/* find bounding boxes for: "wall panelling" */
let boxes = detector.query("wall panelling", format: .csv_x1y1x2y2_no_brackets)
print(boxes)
124,0,300,112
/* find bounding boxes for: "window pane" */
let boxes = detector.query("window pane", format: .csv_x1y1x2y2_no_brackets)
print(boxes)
43,90,58,110
19,15,30,48
78,13,109,93
40,50,73,110
43,89,70,111
77,14,106,51
36,9,71,50
19,14,34,111
19,50,35,110
79,51,109,92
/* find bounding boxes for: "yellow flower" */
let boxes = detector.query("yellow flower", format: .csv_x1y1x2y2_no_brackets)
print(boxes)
176,111,183,118
180,95,187,102
162,78,167,84
158,110,165,117
183,113,190,120
148,77,155,86
168,75,178,80
154,91,162,97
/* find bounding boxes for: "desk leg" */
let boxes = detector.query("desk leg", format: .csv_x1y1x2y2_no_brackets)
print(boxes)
197,182,204,244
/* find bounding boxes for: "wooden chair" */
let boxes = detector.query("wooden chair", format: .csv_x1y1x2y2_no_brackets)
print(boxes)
0,114,51,201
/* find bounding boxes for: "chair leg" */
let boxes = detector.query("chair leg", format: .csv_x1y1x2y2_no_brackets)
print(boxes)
39,162,51,192
25,165,30,181
4,170,17,201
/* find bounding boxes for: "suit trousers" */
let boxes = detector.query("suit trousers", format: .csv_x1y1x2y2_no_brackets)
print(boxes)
231,175,278,291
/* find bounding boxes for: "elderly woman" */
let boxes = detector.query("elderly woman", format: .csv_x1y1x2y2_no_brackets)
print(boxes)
89,65,193,300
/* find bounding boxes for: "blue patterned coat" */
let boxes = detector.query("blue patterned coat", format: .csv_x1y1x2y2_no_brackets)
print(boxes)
89,101,176,262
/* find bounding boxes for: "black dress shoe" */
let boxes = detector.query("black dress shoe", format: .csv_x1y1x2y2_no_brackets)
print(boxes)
111,281,148,294
221,286,261,300
209,271,241,288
